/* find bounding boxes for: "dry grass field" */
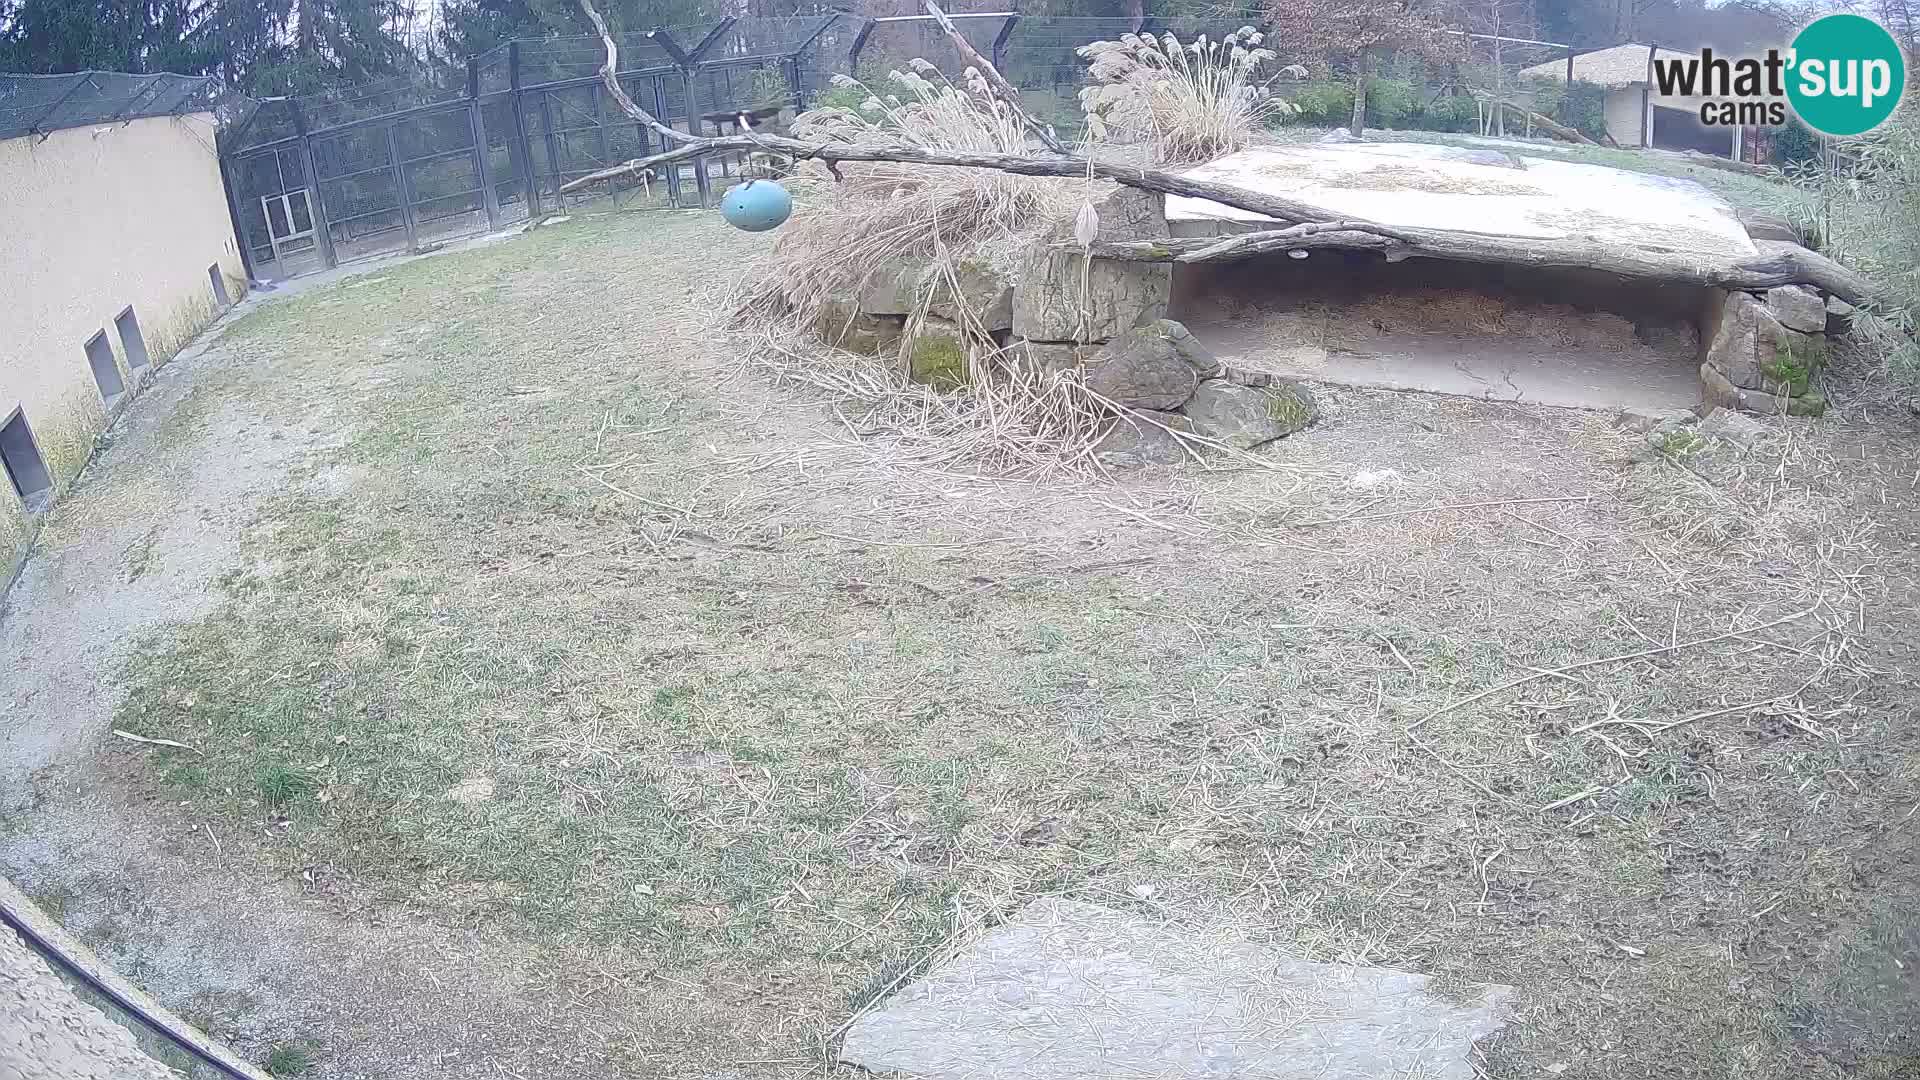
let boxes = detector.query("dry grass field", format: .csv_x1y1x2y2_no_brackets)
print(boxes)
3,208,1916,1079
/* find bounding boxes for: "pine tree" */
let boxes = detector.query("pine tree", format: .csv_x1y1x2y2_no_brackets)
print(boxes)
0,0,417,96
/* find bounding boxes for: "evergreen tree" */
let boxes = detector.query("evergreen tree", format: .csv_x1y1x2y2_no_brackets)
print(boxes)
0,0,416,96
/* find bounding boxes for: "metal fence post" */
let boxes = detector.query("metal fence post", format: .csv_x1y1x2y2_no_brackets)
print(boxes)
636,77,653,159
216,152,258,281
651,28,710,207
849,18,876,70
683,69,711,207
468,58,502,231
1562,48,1576,128
386,123,421,252
991,14,1019,73
787,55,806,110
508,41,541,216
654,80,682,206
287,100,338,269
538,92,564,206
593,79,612,173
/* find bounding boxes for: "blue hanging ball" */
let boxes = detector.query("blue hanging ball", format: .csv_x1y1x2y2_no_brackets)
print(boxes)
720,179,793,233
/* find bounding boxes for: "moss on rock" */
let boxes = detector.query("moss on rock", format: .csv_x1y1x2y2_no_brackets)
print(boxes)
907,319,969,389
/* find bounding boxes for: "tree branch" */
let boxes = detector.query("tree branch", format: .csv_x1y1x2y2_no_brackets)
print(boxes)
563,0,1876,304
923,0,1069,155
559,134,1382,229
1096,226,1879,302
579,0,687,146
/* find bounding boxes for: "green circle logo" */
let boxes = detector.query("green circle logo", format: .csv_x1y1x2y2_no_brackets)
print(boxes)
1786,14,1906,136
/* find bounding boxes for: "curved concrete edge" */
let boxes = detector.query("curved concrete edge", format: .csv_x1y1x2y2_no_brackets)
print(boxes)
0,874,273,1080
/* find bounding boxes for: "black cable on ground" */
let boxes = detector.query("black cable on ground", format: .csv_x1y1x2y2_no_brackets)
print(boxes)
0,899,263,1080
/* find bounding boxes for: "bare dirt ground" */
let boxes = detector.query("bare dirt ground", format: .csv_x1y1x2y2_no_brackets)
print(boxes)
2,209,1917,1079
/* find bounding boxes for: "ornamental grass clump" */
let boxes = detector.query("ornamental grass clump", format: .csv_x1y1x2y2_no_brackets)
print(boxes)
1077,27,1293,164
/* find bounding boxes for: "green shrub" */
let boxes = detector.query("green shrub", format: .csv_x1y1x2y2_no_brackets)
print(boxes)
745,66,793,108
1771,119,1822,166
1410,92,1477,133
1364,75,1417,128
809,61,890,113
1283,79,1352,126
1776,107,1920,384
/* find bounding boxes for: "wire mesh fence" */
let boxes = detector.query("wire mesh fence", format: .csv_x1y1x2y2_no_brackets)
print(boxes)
217,16,863,281
210,11,1592,282
0,71,223,141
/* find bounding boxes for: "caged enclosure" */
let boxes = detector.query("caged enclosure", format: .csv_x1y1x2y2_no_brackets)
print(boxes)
217,15,848,280
703,15,1860,473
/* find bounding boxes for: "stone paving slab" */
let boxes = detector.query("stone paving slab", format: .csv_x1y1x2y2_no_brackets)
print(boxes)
840,897,1513,1080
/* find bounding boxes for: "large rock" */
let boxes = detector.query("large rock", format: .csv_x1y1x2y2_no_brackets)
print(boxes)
817,299,905,356
1091,410,1194,468
1735,207,1803,245
1702,289,1765,389
1178,378,1317,448
1014,340,1098,377
858,256,926,316
1012,187,1172,343
1754,307,1829,395
1699,406,1771,448
839,897,1512,1080
1701,290,1827,404
1766,286,1827,334
1083,320,1219,410
1613,406,1698,434
905,316,970,388
1826,295,1856,337
1701,363,1827,417
1157,319,1224,378
924,259,1014,332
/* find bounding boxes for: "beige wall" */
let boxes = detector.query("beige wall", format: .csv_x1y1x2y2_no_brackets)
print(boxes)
1604,85,1647,147
0,111,243,576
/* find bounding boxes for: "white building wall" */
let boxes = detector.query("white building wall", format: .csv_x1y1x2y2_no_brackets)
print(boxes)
1604,85,1648,146
0,112,244,577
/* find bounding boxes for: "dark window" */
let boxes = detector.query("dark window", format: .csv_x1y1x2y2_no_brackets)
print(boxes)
1,409,53,511
115,307,151,369
83,330,125,404
208,264,231,306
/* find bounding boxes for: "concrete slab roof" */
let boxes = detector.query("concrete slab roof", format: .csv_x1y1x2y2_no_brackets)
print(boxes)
1166,141,1758,258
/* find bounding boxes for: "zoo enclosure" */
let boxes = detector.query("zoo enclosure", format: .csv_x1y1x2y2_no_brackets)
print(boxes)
217,11,1591,282
218,14,846,280
0,71,226,141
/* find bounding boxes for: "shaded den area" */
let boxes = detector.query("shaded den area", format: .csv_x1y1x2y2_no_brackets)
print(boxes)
1170,251,1707,410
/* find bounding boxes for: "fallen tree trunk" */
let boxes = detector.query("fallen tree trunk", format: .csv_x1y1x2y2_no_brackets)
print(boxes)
567,0,1877,305
1094,225,1878,303
1494,100,1596,146
1674,148,1780,178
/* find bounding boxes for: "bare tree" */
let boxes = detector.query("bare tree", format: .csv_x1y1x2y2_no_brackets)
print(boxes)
1280,0,1467,137
1451,0,1535,135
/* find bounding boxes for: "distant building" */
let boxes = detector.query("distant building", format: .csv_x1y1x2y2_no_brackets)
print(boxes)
1520,43,1757,160
0,72,245,579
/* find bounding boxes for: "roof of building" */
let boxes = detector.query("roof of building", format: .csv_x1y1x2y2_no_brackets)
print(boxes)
0,71,221,142
1519,43,1695,88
